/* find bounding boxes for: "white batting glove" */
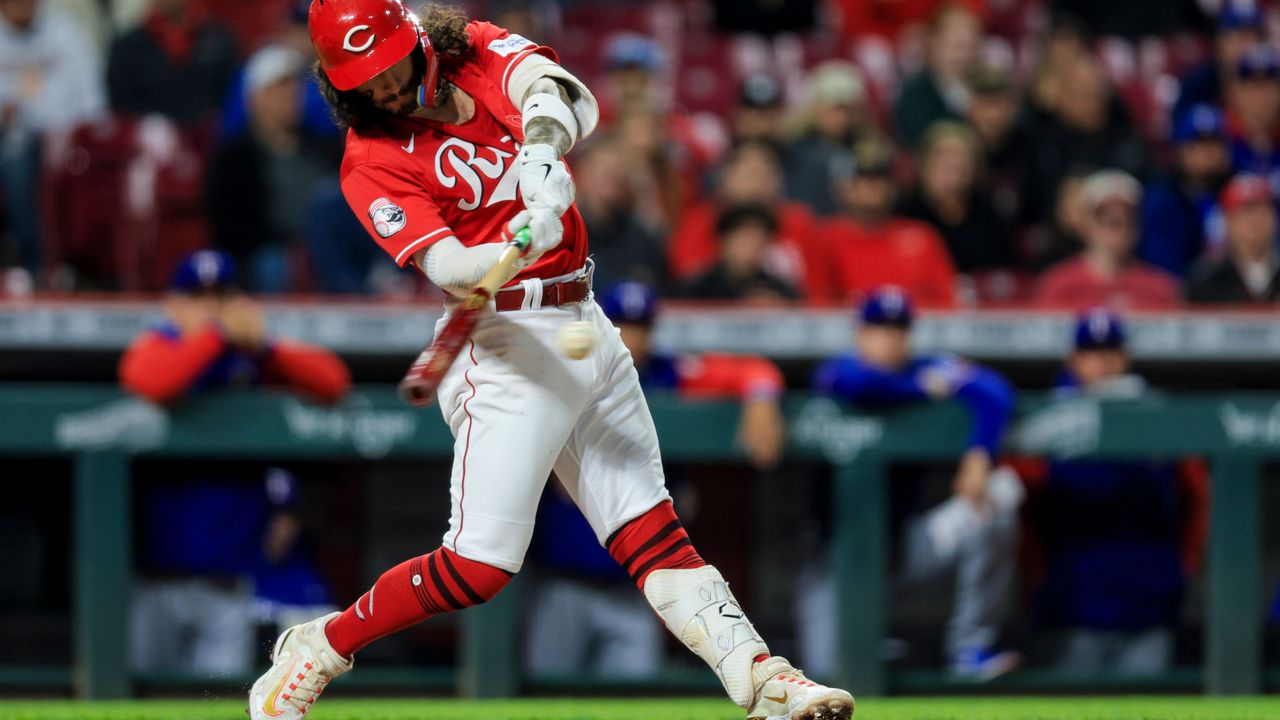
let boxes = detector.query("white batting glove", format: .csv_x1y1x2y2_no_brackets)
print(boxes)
505,207,563,266
517,143,575,217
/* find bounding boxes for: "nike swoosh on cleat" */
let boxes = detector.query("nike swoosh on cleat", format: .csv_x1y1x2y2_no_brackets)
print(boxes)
262,658,299,717
763,691,788,704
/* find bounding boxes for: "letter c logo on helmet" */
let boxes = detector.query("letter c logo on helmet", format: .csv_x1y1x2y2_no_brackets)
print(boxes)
308,0,438,96
342,25,376,53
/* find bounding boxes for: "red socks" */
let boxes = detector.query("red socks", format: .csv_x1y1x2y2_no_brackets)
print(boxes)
325,546,512,658
606,500,706,590
326,502,703,657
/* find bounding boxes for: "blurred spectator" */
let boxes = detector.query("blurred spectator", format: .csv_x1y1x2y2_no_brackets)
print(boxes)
1035,169,1092,270
1026,14,1090,123
1223,44,1280,186
1138,105,1232,278
220,0,337,139
1036,170,1181,310
119,249,350,405
732,74,786,145
574,138,666,290
1023,54,1150,225
600,34,663,118
823,137,958,307
606,282,787,469
1174,1,1266,117
966,64,1034,234
107,0,239,126
808,287,1021,679
784,61,873,216
614,102,691,232
668,140,827,300
682,203,799,303
1025,309,1208,674
893,4,982,148
1188,174,1280,303
205,44,343,293
120,251,347,675
898,121,1017,274
0,0,105,278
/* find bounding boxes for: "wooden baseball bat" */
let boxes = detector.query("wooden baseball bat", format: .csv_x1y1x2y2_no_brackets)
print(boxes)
398,228,532,407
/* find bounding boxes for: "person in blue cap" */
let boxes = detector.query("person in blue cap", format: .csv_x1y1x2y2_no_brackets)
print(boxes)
1174,2,1266,117
1023,308,1208,673
807,285,1022,679
523,280,788,678
120,250,350,675
1224,43,1280,185
120,249,350,404
1138,104,1232,278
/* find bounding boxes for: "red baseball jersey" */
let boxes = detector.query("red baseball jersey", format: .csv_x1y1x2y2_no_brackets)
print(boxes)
339,21,588,284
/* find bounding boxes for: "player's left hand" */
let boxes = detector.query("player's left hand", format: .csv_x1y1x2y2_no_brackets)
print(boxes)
517,143,575,217
737,398,786,470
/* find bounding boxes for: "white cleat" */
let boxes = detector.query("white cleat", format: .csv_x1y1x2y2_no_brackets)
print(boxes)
746,656,854,720
248,611,352,719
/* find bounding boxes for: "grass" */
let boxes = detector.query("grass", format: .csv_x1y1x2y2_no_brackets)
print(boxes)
0,697,1279,720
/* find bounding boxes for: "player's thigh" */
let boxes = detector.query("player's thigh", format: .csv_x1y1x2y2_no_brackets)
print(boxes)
438,311,593,572
554,301,669,546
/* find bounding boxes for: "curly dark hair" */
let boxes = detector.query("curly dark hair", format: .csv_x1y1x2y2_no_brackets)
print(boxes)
315,3,473,131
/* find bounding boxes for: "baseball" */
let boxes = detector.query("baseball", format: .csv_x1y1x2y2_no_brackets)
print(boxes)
558,320,596,360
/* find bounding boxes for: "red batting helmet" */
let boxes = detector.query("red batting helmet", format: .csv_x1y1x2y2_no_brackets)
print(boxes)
309,0,439,101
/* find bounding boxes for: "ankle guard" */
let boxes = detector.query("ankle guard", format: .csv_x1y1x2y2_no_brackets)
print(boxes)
642,566,769,707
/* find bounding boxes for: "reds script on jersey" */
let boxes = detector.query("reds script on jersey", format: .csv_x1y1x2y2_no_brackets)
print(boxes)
340,22,588,278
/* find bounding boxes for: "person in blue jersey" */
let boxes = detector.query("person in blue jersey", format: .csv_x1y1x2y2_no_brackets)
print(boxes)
524,281,788,677
121,251,348,675
1023,308,1208,673
806,285,1023,679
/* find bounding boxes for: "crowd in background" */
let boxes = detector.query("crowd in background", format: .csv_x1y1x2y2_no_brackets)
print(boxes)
2,0,1280,307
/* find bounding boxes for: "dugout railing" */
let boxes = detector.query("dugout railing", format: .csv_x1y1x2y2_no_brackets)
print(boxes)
0,385,1275,699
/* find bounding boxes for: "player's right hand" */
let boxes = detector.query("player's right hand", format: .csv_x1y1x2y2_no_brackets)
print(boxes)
506,207,563,264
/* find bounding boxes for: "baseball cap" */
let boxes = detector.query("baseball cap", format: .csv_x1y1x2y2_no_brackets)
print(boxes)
1172,104,1227,145
859,286,915,327
171,250,237,292
1235,44,1280,81
1219,2,1264,31
1074,307,1126,351
604,34,662,72
740,74,783,109
1220,173,1273,212
809,61,865,107
599,281,658,325
1082,169,1142,213
245,44,304,97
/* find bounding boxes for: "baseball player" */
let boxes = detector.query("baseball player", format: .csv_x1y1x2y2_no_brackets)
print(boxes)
248,3,854,719
809,287,1022,679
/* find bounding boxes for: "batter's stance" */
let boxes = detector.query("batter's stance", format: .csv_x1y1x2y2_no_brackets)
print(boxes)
249,2,854,718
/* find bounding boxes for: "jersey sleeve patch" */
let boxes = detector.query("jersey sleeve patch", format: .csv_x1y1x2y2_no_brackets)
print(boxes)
368,197,407,238
487,33,533,57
